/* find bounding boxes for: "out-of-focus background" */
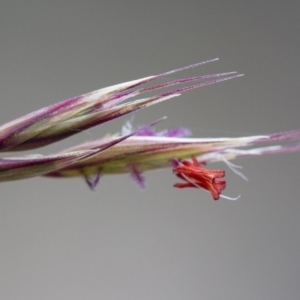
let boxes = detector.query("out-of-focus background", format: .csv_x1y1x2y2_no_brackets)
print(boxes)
0,1,299,299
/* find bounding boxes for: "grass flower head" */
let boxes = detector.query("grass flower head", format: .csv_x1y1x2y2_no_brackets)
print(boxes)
1,59,300,200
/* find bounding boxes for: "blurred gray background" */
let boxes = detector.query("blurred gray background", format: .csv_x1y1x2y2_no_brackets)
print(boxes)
0,1,299,299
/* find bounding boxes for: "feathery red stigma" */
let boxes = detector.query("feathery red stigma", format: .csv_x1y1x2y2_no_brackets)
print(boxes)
173,156,226,200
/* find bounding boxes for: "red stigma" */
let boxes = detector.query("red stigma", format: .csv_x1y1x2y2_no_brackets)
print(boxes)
173,156,226,200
